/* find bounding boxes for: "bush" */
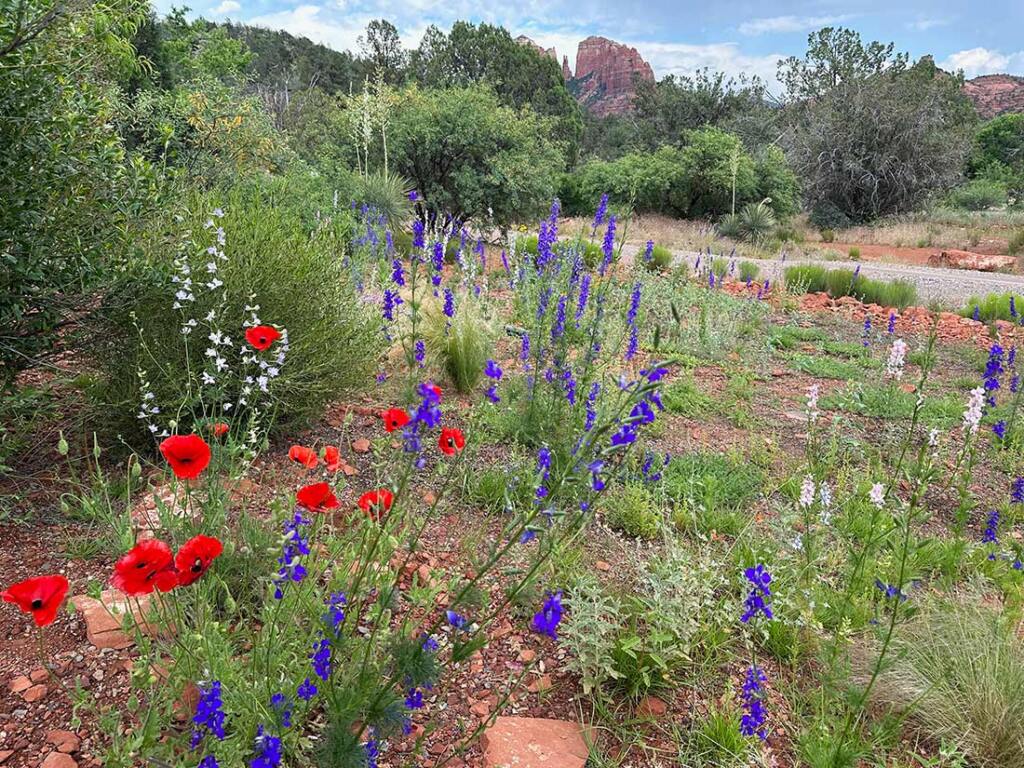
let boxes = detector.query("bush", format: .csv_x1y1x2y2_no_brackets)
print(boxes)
862,598,1024,767
820,228,836,243
738,261,761,282
720,201,777,243
1009,230,1024,256
948,178,1007,211
352,171,413,228
809,201,851,232
961,292,1024,323
848,246,861,260
783,265,918,309
88,190,377,443
645,244,674,272
601,483,661,539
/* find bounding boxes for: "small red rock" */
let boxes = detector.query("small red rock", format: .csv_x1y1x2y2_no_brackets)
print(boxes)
527,674,552,693
30,668,49,683
352,438,371,453
23,683,48,703
40,753,77,768
45,730,81,754
518,649,536,663
8,675,31,694
595,560,611,572
470,700,491,718
636,695,668,718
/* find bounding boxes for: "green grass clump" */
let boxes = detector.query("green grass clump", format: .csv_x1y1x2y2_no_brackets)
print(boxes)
738,260,761,282
1009,230,1024,256
783,265,917,309
424,293,492,393
601,484,661,539
646,244,674,271
662,374,714,416
789,353,863,380
664,451,763,513
768,324,826,350
961,292,1024,323
862,598,1024,768
820,385,963,425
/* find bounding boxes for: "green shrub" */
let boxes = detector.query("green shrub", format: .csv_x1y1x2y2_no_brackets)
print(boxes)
809,200,851,231
646,244,674,271
663,374,714,416
960,292,1024,323
768,323,826,350
737,200,777,243
351,171,413,228
784,264,830,294
948,178,1007,211
601,483,661,539
88,191,377,443
820,227,836,243
857,278,917,310
862,598,1024,768
848,246,861,260
1009,230,1024,256
710,257,730,278
738,261,761,282
717,212,742,239
825,268,858,298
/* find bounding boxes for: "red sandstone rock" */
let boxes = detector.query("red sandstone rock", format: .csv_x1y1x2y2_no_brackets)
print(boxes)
45,730,81,754
40,753,78,768
636,695,668,718
927,249,1017,272
9,675,31,694
963,74,1024,119
351,437,371,453
481,717,589,768
71,590,163,650
570,36,654,117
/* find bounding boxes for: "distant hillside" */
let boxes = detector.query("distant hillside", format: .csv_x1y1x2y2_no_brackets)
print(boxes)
963,74,1024,119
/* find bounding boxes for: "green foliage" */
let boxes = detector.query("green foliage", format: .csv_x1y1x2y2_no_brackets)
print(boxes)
88,190,376,442
566,128,798,220
410,21,582,158
424,291,493,393
601,484,662,540
735,200,777,243
848,246,861,260
665,451,763,533
738,261,761,282
0,0,157,387
782,29,975,221
768,324,826,350
969,113,1024,197
789,353,863,380
948,178,1007,211
663,373,714,417
386,85,565,226
863,598,1024,767
646,244,674,272
1010,231,1024,256
689,704,750,764
961,292,1024,323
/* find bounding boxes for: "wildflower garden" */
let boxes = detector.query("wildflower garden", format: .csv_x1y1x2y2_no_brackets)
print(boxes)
4,5,1024,768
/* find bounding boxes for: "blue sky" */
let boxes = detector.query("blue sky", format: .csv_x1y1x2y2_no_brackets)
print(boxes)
168,0,1024,93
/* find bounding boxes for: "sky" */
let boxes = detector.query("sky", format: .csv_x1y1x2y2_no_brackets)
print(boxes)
166,0,1024,94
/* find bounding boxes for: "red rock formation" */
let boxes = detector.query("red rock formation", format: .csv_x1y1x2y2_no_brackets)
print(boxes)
562,55,572,81
569,36,655,117
963,74,1024,118
514,35,557,64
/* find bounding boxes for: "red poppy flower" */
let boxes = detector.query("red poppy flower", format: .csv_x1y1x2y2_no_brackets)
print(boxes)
245,325,281,351
288,445,319,469
357,488,394,522
159,434,212,480
174,535,224,587
323,445,341,473
297,482,339,513
112,540,178,596
381,408,411,433
2,575,70,627
210,422,229,438
438,427,465,456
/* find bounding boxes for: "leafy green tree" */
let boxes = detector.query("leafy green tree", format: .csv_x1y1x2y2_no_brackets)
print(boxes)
384,85,566,227
781,30,975,221
0,0,157,387
677,128,757,217
358,18,407,84
409,22,582,160
969,114,1024,197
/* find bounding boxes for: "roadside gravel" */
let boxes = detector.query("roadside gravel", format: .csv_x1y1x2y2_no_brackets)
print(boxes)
621,245,1024,306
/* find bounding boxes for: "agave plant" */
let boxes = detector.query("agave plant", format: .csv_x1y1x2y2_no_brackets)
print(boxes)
353,171,413,229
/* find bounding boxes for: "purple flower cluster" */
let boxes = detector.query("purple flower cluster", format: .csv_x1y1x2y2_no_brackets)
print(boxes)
484,359,503,403
273,512,311,599
874,579,908,602
531,590,564,640
599,216,616,276
191,680,226,748
983,344,1005,407
740,666,768,740
740,564,773,623
250,726,282,768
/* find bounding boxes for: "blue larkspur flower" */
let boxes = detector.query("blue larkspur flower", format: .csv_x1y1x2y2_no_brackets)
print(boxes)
310,636,332,681
862,316,871,347
588,459,605,491
404,688,424,709
625,325,639,361
531,590,564,640
575,274,591,327
382,289,402,322
740,565,773,623
983,509,1000,544
584,382,600,431
627,282,642,326
446,610,469,630
271,692,292,729
551,295,567,340
739,666,768,740
599,216,617,276
364,738,379,768
198,756,219,768
412,220,425,250
421,634,439,653
191,680,226,748
1012,477,1024,504
391,258,405,286
297,678,317,702
874,578,907,602
250,726,282,768
593,193,609,230
994,420,1007,440
643,240,654,262
273,513,311,599
443,288,455,319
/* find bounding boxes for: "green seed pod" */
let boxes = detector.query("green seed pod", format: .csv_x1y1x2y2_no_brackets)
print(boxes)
57,433,69,456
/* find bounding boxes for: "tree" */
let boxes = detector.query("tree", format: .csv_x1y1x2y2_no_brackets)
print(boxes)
409,22,582,161
969,114,1024,196
358,19,406,84
781,31,975,222
384,85,566,228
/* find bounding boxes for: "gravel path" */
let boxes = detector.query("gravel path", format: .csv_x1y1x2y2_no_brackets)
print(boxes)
622,245,1024,306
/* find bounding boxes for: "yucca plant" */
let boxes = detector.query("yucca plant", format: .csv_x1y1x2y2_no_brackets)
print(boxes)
353,171,413,229
737,201,776,244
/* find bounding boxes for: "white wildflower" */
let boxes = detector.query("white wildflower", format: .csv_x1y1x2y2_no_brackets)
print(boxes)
806,384,820,423
886,338,908,380
869,483,885,508
962,386,985,435
799,475,816,508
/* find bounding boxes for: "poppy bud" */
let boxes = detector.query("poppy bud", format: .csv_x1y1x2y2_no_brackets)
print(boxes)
130,461,142,479
93,435,101,459
224,593,237,613
57,433,69,456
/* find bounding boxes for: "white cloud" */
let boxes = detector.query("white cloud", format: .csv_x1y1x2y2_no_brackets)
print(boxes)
630,41,784,91
940,47,1024,78
738,14,854,36
907,17,950,31
247,5,369,51
211,0,241,14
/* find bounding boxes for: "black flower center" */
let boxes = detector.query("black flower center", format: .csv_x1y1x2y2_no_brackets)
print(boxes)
191,558,203,573
31,598,43,610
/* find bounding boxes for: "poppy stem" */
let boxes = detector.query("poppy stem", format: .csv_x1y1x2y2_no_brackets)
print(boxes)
35,627,73,703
